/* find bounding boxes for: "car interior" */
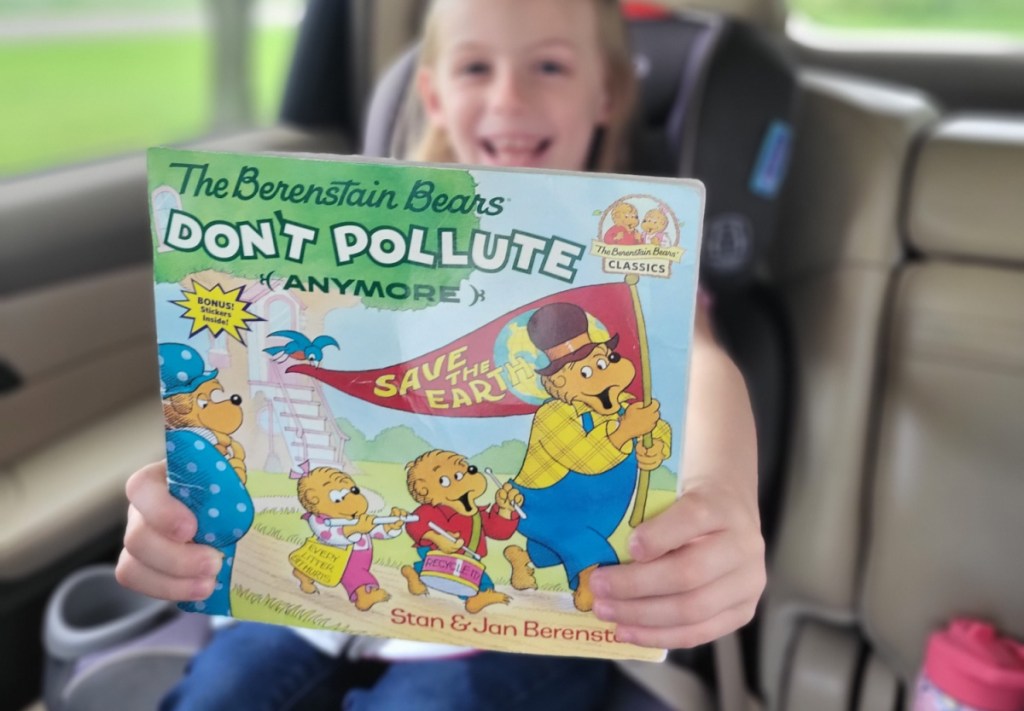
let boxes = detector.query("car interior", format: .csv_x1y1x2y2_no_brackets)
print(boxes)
2,0,1023,710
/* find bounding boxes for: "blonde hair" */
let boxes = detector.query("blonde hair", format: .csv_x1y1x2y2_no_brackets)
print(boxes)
405,0,636,172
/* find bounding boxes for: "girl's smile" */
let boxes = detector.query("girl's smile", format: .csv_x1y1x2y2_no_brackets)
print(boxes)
480,134,553,167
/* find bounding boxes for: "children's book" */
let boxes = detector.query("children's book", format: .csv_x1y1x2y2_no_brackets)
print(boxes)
147,148,704,662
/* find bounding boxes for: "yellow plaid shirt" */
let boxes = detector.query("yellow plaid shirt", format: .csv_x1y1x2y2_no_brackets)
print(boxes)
514,394,672,489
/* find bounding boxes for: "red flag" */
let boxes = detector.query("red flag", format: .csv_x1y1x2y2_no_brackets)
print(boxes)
288,282,644,417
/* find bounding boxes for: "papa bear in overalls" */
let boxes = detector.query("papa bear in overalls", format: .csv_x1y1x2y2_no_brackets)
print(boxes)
506,303,672,612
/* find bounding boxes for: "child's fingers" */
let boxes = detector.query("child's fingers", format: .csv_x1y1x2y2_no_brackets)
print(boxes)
628,487,745,562
593,566,760,629
627,500,720,562
122,506,223,579
115,547,215,602
592,534,741,600
613,602,757,650
125,461,198,543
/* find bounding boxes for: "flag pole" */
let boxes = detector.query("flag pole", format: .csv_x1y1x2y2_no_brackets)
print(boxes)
625,274,653,527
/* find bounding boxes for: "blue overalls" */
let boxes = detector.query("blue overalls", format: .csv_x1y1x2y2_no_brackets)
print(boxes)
515,410,638,590
165,429,254,615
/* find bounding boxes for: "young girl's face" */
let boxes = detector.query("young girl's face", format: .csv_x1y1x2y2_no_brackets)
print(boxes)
418,0,610,171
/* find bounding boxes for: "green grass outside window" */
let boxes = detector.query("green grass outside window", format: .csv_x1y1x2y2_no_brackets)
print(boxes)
0,26,295,177
789,0,1024,35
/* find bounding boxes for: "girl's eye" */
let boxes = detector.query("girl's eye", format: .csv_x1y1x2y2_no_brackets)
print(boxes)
440,476,451,488
596,358,609,370
580,366,593,379
197,398,209,409
454,471,464,481
459,60,490,76
538,59,568,75
329,488,351,503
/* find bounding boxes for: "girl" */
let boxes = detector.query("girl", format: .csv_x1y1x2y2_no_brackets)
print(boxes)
118,1,764,708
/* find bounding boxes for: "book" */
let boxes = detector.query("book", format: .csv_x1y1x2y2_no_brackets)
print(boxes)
147,147,704,662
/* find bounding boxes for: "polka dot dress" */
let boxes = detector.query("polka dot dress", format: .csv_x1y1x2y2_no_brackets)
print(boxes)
166,429,254,615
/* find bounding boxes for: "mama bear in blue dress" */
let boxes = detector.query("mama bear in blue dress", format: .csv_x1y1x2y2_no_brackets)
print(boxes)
158,343,254,615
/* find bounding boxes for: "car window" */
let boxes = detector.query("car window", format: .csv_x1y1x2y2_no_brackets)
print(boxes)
788,0,1024,37
0,0,303,179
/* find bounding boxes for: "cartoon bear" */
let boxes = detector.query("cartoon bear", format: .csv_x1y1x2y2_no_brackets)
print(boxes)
641,207,669,246
289,464,408,611
507,303,671,612
401,450,522,614
602,201,641,245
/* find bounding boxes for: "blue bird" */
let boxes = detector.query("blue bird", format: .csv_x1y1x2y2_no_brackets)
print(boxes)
263,330,339,367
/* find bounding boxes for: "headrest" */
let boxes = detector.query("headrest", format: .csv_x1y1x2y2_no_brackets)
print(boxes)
907,116,1024,264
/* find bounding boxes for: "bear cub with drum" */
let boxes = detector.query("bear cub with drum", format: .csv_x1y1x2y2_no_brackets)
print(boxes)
402,450,524,613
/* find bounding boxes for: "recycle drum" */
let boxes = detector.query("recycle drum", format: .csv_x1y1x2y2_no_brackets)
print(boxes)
420,551,485,597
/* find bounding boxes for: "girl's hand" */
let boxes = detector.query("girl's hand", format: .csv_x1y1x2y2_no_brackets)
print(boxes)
589,477,766,649
115,460,224,602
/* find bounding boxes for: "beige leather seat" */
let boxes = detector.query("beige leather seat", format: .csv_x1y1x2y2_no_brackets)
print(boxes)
859,114,1024,700
760,85,1024,707
759,68,939,707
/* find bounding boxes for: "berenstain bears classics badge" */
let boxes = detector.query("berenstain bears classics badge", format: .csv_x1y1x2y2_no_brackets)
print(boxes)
593,195,686,278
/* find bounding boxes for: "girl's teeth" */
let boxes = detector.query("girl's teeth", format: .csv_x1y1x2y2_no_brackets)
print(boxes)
489,138,540,153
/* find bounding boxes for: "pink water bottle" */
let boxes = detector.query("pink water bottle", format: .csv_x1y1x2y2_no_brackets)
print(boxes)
914,618,1024,711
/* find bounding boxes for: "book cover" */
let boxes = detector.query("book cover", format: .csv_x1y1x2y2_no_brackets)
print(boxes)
147,148,704,661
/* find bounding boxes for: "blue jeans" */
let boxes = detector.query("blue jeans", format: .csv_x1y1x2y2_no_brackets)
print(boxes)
343,648,613,711
159,623,358,711
160,622,614,711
